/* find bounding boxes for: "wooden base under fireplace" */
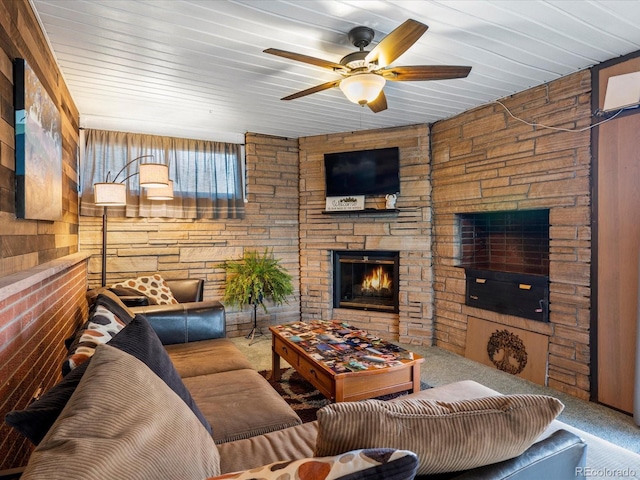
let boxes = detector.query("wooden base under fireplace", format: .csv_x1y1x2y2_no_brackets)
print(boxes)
465,317,549,386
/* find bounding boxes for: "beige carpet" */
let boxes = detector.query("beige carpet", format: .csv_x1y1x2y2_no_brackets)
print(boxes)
230,333,640,455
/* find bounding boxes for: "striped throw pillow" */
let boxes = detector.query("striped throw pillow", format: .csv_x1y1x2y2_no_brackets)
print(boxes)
315,394,563,475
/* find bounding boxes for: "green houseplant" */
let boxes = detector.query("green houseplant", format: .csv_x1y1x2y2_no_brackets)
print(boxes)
218,249,293,342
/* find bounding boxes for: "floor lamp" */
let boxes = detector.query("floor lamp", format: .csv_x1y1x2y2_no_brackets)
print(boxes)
93,155,173,287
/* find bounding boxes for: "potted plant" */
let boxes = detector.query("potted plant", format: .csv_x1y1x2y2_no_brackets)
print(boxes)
217,248,293,343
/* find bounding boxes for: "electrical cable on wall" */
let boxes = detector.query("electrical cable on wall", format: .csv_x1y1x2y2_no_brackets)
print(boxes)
494,100,627,133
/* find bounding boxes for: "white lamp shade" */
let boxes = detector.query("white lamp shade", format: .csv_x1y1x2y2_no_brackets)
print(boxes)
339,74,386,105
139,163,169,188
146,180,174,200
94,182,126,206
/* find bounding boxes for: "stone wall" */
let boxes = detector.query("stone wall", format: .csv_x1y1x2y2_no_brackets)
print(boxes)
430,71,592,399
79,133,301,337
0,0,80,280
299,124,433,344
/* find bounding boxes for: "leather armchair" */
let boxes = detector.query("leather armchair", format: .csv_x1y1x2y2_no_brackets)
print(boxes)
103,278,227,345
130,300,226,345
165,279,204,302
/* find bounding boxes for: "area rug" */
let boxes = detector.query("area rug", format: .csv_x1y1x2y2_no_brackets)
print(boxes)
260,367,430,423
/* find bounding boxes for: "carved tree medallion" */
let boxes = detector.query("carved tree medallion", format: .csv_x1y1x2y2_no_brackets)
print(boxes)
487,329,528,375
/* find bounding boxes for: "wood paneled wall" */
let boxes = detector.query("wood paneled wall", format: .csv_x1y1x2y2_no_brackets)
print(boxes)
594,54,640,413
0,0,84,470
0,0,80,280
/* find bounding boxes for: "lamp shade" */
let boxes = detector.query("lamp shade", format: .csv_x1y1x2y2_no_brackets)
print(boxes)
94,182,126,206
139,163,169,188
146,180,174,200
339,74,386,105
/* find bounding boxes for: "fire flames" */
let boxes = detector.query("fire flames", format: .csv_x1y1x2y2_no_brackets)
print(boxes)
361,266,392,294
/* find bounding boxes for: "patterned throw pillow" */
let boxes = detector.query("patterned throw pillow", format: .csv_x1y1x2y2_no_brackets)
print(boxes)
111,274,179,305
207,448,418,480
62,294,134,375
315,395,564,476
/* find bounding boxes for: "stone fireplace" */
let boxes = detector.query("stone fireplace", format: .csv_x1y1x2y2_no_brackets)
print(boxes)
457,209,550,322
333,250,399,313
299,124,432,344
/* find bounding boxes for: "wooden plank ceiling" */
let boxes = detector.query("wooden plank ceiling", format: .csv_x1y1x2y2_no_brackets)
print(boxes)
30,0,640,142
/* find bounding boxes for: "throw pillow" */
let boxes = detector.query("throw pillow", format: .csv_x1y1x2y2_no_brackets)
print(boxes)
62,292,135,375
21,344,220,480
111,273,179,305
105,313,212,434
207,448,418,480
315,395,564,475
5,362,89,445
6,314,211,444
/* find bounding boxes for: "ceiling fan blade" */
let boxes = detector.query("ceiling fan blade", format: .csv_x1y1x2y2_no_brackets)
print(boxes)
380,65,471,81
281,79,342,101
365,19,428,68
264,48,346,71
367,90,388,113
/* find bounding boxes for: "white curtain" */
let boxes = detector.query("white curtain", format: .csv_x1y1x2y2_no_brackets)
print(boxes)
79,129,245,219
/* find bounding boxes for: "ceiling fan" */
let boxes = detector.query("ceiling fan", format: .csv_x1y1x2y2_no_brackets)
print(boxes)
264,19,471,113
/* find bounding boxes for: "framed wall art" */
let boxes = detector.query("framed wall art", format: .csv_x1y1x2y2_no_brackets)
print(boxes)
14,58,62,221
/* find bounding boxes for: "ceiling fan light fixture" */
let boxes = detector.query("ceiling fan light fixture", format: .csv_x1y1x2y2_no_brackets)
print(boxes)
340,73,386,105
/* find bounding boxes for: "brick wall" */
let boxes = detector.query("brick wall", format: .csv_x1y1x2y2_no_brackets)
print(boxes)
431,71,592,399
299,124,433,344
0,0,80,280
0,254,89,469
79,133,301,337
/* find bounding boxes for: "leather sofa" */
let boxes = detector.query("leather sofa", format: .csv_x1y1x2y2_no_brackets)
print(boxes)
97,282,586,480
130,303,591,479
13,286,640,479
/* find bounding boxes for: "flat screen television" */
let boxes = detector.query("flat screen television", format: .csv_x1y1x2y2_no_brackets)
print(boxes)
324,147,400,196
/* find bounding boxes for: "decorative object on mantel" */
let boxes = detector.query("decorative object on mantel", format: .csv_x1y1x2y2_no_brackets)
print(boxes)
321,207,400,215
325,195,365,211
217,249,293,345
14,58,63,221
93,155,172,287
385,193,397,209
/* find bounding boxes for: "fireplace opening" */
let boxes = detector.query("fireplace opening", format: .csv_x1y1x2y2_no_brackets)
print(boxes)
457,210,550,322
333,250,399,313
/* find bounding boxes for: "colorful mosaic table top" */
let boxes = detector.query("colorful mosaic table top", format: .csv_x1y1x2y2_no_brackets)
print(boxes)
270,319,419,374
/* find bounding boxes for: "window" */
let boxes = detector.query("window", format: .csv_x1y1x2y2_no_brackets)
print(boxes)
79,129,244,219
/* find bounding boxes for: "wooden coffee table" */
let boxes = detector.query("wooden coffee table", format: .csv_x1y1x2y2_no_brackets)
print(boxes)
269,320,424,403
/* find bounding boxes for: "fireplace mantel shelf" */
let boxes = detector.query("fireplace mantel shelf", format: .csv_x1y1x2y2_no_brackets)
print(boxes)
321,208,400,215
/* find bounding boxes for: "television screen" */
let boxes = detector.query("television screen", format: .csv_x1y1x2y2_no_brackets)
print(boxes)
324,147,400,196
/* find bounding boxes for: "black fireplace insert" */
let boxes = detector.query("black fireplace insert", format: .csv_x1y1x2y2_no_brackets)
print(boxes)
457,209,550,322
333,250,399,313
